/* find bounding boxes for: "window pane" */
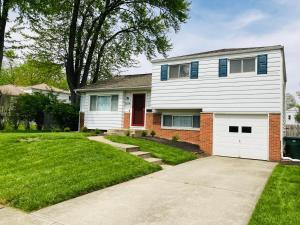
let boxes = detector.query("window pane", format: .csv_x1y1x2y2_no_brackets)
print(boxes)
173,116,193,127
229,126,239,133
230,60,242,73
242,126,252,133
90,96,97,111
98,96,111,111
193,115,200,128
111,95,118,111
243,58,255,72
163,115,172,127
169,65,179,79
179,64,190,77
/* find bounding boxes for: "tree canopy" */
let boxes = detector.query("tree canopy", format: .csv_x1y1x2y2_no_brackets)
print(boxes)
26,0,190,104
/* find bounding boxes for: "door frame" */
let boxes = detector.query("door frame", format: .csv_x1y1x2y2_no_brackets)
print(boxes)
212,113,269,160
130,92,147,128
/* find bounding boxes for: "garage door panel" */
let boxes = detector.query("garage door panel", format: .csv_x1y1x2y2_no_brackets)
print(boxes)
214,114,268,160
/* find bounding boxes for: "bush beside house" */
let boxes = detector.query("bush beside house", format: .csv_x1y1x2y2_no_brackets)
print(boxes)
6,93,78,131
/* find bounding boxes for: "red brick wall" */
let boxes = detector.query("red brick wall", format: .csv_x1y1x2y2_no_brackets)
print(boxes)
145,112,213,155
269,113,281,161
123,112,130,129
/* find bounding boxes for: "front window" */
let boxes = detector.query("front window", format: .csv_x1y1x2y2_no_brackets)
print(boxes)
162,114,200,129
169,63,190,79
230,58,255,73
90,95,119,111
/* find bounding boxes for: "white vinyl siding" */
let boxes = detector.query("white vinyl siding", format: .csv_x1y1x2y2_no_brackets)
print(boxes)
80,91,124,130
152,50,283,113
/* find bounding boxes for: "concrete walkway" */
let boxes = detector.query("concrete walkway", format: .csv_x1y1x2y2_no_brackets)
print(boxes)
3,156,275,225
88,136,164,166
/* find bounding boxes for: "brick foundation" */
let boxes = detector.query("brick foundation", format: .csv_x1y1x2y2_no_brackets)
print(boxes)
269,113,281,161
123,112,130,129
145,112,213,155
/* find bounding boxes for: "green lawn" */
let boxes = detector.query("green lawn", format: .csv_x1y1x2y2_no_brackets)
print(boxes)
0,132,160,211
106,135,197,165
249,164,300,225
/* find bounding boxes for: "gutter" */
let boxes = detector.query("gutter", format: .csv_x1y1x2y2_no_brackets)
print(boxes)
75,85,152,92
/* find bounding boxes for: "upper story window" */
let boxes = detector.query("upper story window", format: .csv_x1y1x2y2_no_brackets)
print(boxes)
230,58,255,74
169,63,190,79
90,95,118,111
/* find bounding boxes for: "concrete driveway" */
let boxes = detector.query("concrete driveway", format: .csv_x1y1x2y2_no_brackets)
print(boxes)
1,157,276,225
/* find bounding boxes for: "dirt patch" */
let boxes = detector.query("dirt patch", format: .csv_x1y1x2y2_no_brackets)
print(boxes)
140,136,203,154
18,137,41,143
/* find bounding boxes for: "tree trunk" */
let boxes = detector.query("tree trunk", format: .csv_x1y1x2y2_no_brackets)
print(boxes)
0,0,9,71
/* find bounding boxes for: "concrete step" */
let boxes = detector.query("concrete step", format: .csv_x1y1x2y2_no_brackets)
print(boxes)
130,151,152,159
125,146,140,152
145,157,163,165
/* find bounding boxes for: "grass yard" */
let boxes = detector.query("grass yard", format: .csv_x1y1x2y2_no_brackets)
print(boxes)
0,132,160,211
106,135,197,165
249,164,300,225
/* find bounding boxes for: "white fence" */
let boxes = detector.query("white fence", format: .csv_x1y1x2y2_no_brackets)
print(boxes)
285,125,300,137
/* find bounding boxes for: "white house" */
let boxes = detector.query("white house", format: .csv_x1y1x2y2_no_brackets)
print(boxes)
77,45,286,161
286,107,299,125
24,83,70,103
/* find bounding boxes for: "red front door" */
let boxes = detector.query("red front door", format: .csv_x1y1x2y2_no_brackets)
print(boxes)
132,94,146,126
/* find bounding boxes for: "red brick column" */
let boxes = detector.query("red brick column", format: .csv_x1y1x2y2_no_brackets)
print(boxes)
123,113,130,129
269,113,281,161
199,113,213,155
79,112,85,130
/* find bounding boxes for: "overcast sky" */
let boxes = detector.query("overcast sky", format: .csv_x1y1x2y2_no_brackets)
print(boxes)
124,0,300,98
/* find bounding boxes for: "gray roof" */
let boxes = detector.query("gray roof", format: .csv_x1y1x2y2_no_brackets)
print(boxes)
152,45,284,63
77,73,152,92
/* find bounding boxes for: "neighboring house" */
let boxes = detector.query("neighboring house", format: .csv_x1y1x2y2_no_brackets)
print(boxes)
77,45,286,162
286,107,299,125
24,83,70,103
0,83,70,117
0,85,25,117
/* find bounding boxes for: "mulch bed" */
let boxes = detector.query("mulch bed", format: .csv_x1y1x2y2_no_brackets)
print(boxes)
139,136,203,154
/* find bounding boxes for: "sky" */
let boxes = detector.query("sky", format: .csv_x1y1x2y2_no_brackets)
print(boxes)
123,0,300,98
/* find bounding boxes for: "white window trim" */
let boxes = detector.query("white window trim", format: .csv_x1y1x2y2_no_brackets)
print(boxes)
168,63,191,80
161,113,200,130
229,57,257,74
89,94,119,112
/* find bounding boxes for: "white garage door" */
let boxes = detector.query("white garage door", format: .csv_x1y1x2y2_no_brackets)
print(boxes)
213,114,268,160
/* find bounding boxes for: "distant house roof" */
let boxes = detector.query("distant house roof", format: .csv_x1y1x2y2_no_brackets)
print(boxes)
0,85,25,96
152,45,284,63
77,73,152,92
287,107,299,112
27,83,70,94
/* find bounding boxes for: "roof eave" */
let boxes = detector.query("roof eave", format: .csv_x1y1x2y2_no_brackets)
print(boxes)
75,86,152,93
151,45,284,63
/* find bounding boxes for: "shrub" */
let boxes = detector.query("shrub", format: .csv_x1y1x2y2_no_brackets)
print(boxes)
46,102,79,131
0,114,4,130
81,126,88,132
150,130,156,137
141,130,147,137
95,129,101,135
172,135,180,142
52,128,61,132
10,93,56,131
64,127,71,132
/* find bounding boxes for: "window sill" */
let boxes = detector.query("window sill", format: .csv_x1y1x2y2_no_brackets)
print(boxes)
161,127,200,131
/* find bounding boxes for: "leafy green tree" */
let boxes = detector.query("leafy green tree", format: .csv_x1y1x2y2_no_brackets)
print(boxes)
0,57,68,89
295,105,300,123
27,0,190,104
